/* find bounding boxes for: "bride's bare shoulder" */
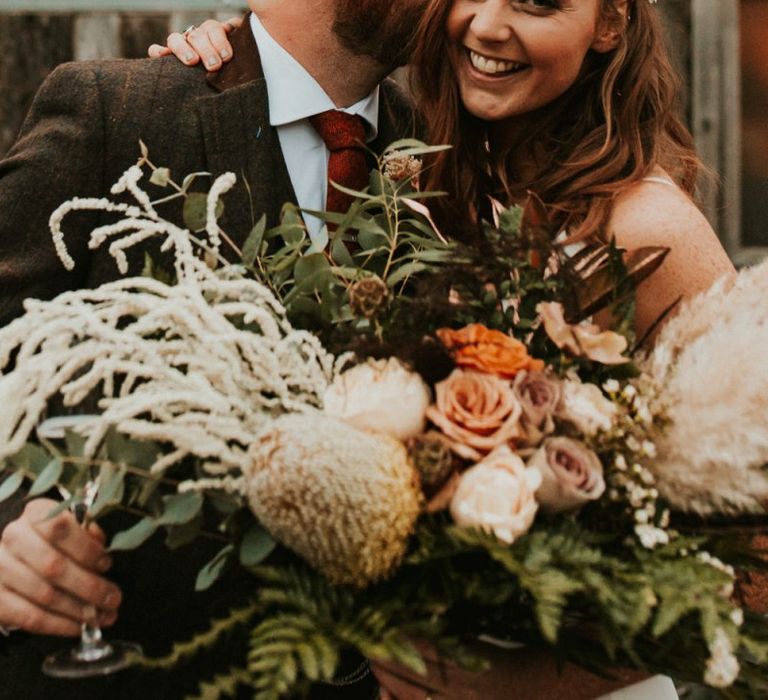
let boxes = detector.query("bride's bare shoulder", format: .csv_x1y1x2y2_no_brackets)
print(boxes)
604,168,736,340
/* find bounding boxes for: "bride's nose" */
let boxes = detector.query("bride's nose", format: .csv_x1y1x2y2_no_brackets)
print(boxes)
469,0,514,43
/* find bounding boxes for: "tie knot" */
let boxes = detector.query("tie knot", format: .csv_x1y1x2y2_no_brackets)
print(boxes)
310,110,367,152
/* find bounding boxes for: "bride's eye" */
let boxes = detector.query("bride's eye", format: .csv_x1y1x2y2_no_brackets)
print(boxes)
513,0,561,10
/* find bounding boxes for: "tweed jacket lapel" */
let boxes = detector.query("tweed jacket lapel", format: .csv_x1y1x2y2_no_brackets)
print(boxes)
196,20,297,243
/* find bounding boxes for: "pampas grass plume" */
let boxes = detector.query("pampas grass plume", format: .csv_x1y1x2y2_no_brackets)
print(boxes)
646,259,768,515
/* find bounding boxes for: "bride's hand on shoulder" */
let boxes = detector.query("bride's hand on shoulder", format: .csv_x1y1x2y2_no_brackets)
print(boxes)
147,16,243,71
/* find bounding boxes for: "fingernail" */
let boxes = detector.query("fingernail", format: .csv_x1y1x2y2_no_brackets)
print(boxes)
82,604,98,623
103,589,121,609
183,53,195,63
206,56,219,67
220,49,231,59
97,555,112,572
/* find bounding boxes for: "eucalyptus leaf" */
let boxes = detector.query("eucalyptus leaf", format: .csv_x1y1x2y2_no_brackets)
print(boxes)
105,429,161,471
109,517,158,552
149,167,171,188
0,471,24,503
29,459,63,497
242,214,267,267
164,513,204,550
181,171,211,193
183,193,224,233
330,237,355,267
65,428,88,459
239,525,276,567
158,492,204,526
196,544,235,592
386,261,428,287
90,464,126,518
10,443,53,476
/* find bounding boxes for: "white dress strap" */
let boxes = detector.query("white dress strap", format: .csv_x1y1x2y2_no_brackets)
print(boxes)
641,175,677,187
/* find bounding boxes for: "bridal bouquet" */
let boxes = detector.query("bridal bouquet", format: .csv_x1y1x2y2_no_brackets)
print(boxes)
1,143,767,699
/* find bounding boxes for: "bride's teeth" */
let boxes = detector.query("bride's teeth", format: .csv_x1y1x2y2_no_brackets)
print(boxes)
469,50,519,75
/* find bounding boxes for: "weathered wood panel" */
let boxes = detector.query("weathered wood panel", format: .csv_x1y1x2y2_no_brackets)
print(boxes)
0,14,73,152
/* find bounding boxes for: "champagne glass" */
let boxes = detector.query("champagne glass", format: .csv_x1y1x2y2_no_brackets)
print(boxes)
37,415,143,678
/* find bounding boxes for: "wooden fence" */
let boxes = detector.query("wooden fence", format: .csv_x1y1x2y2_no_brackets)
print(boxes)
0,0,757,262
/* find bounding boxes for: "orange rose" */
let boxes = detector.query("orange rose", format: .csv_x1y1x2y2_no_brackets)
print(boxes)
437,324,544,379
426,368,523,461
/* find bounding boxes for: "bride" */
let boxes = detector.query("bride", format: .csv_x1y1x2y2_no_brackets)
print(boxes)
154,1,736,697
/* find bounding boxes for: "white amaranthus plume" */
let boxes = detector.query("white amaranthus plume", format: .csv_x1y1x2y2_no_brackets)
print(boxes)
0,165,342,479
644,258,768,515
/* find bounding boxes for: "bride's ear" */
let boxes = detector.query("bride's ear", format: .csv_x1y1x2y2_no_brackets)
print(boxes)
591,0,629,54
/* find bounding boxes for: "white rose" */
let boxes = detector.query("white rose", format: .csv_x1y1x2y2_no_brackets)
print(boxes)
323,358,431,442
529,437,605,513
450,445,541,544
557,380,617,436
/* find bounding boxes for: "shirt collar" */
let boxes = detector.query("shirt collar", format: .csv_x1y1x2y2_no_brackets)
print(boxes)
249,13,380,141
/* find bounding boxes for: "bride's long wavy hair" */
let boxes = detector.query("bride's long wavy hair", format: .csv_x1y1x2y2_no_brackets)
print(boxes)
411,0,700,241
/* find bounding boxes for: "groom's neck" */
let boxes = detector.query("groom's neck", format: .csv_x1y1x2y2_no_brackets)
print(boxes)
251,0,389,107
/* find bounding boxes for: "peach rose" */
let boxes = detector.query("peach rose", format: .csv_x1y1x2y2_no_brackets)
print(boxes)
529,437,605,513
450,445,541,544
426,369,523,461
536,302,629,365
437,324,544,379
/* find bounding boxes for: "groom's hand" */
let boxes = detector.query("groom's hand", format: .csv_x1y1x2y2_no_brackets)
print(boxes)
0,499,121,637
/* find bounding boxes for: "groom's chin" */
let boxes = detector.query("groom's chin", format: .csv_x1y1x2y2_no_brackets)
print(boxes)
332,0,425,68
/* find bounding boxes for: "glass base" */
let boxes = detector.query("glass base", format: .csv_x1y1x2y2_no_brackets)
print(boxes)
42,641,143,679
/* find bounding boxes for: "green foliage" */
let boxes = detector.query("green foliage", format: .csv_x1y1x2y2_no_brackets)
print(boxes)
142,603,259,671
187,667,252,700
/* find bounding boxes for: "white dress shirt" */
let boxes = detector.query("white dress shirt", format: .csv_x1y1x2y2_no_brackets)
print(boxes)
249,13,380,240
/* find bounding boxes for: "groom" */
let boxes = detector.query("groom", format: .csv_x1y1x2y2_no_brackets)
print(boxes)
0,1,422,697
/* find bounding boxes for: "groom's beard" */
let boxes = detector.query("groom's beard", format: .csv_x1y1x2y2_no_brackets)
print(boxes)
332,0,425,68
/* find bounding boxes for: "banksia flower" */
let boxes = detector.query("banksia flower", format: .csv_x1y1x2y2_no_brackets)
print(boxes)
408,431,455,492
245,413,422,587
348,276,390,320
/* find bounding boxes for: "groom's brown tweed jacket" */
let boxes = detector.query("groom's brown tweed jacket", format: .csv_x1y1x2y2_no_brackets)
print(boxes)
0,23,417,327
0,23,415,700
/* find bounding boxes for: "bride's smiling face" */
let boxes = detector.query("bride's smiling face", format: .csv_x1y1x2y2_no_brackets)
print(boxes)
446,0,619,122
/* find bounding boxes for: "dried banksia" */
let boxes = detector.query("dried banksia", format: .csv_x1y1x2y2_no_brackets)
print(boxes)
245,413,422,587
408,431,455,492
348,276,389,320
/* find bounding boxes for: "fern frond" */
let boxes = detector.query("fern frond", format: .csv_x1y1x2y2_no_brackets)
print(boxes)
143,602,260,670
186,666,252,700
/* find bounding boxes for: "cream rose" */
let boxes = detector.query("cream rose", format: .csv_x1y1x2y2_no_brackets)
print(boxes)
530,437,606,513
557,380,617,436
426,369,523,461
323,358,431,442
450,445,541,544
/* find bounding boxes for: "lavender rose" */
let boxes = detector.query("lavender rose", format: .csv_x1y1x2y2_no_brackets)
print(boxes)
513,370,561,445
529,437,605,513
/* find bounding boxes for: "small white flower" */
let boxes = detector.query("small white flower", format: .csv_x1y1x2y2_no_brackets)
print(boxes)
635,524,670,549
730,608,744,627
603,379,620,394
704,628,740,688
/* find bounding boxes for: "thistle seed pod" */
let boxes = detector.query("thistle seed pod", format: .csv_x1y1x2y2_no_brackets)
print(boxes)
245,413,422,587
348,276,390,320
408,431,455,492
